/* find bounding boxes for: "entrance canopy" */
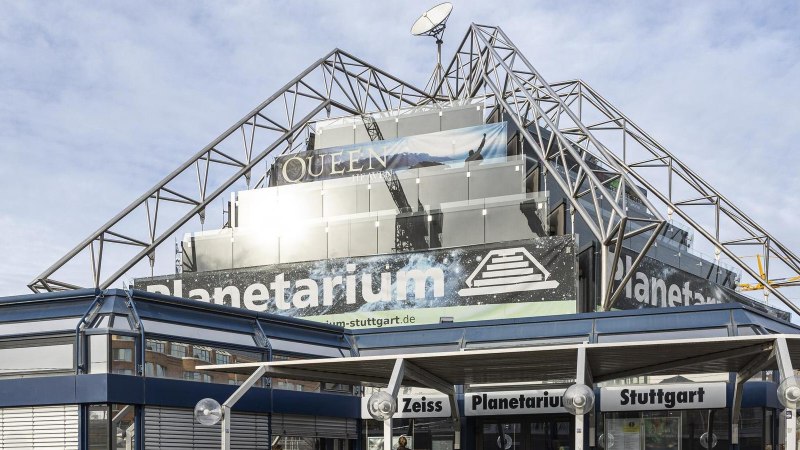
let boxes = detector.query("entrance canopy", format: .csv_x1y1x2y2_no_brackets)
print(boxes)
200,334,800,450
199,334,800,387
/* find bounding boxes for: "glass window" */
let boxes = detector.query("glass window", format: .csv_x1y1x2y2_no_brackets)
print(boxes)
145,362,166,377
88,404,109,450
111,335,136,375
0,337,74,378
183,371,212,383
113,348,133,362
216,352,230,365
145,338,263,385
142,320,257,347
88,404,136,450
0,317,81,337
146,340,165,354
170,343,187,358
272,354,321,392
88,335,109,374
192,346,211,362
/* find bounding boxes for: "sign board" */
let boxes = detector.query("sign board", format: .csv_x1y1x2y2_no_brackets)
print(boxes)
465,390,568,416
600,383,727,412
361,395,451,419
612,248,738,309
272,123,508,185
136,236,577,329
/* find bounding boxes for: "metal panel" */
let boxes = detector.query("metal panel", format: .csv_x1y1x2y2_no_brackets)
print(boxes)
0,405,79,450
272,414,357,439
144,406,269,449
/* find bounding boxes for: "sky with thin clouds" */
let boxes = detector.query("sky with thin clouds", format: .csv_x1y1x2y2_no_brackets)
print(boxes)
1,1,799,312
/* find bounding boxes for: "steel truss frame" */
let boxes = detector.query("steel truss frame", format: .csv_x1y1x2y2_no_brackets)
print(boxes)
433,24,667,310
431,24,800,314
29,49,432,293
30,24,800,317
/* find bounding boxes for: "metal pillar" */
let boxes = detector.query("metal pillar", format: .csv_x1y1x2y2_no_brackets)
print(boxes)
220,365,267,450
731,343,776,448
383,359,406,450
574,346,592,450
776,337,797,450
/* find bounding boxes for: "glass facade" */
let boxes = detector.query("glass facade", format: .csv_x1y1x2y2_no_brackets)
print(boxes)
88,404,136,450
185,156,550,272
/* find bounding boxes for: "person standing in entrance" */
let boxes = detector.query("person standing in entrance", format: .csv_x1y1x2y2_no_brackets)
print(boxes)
397,436,410,450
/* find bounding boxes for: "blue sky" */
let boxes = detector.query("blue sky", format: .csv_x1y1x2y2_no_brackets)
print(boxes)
1,1,799,310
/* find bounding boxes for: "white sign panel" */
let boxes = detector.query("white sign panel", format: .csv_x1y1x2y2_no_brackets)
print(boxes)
600,383,727,412
465,390,567,416
361,395,450,419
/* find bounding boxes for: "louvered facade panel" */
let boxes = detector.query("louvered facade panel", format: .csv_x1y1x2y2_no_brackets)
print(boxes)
144,407,270,449
0,405,79,450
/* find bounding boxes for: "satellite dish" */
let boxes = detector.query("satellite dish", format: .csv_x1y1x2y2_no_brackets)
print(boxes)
411,3,453,95
411,3,453,40
194,398,223,426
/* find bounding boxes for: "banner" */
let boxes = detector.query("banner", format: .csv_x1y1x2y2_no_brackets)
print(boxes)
135,236,577,329
272,123,508,185
600,383,727,412
612,248,736,309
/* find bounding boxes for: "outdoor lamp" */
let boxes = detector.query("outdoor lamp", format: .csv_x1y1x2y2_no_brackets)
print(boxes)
700,432,718,449
777,375,800,409
367,390,397,421
194,398,223,426
598,433,614,449
562,383,595,415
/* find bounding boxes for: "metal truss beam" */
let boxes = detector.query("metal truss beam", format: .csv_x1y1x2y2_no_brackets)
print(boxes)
435,24,666,310
546,79,800,315
29,49,432,293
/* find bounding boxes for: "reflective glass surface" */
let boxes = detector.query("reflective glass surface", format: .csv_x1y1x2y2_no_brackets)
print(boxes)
144,338,262,385
0,337,74,378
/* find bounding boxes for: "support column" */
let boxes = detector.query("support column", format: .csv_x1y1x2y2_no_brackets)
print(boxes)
575,346,592,450
383,359,406,450
731,345,776,449
776,338,797,450
220,365,267,450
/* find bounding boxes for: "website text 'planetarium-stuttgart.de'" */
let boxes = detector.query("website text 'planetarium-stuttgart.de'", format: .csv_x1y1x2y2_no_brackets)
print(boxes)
3,7,800,450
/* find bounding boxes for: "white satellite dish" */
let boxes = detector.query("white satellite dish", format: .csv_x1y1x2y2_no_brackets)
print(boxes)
411,2,453,39
411,3,453,94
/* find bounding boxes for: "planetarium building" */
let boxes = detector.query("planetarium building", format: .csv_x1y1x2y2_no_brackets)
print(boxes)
5,18,800,450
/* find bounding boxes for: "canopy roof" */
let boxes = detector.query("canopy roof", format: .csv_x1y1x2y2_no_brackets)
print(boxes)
200,334,800,387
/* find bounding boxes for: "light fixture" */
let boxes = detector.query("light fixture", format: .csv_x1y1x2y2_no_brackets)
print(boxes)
562,383,595,415
366,391,397,421
700,432,717,449
778,375,800,409
598,433,614,449
194,398,223,426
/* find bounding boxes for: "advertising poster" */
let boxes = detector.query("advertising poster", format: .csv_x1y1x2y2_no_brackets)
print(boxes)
135,236,577,329
272,123,508,185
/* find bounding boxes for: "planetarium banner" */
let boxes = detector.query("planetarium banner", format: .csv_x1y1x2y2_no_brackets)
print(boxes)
271,122,508,185
135,235,577,329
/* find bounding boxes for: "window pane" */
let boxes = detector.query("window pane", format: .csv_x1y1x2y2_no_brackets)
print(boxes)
111,404,136,450
145,338,263,385
88,404,109,450
88,335,108,374
111,335,136,375
0,337,74,378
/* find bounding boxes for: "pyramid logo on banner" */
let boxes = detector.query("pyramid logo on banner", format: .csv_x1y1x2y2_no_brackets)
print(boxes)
458,247,559,297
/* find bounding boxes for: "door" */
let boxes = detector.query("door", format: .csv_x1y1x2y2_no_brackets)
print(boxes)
477,415,573,450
